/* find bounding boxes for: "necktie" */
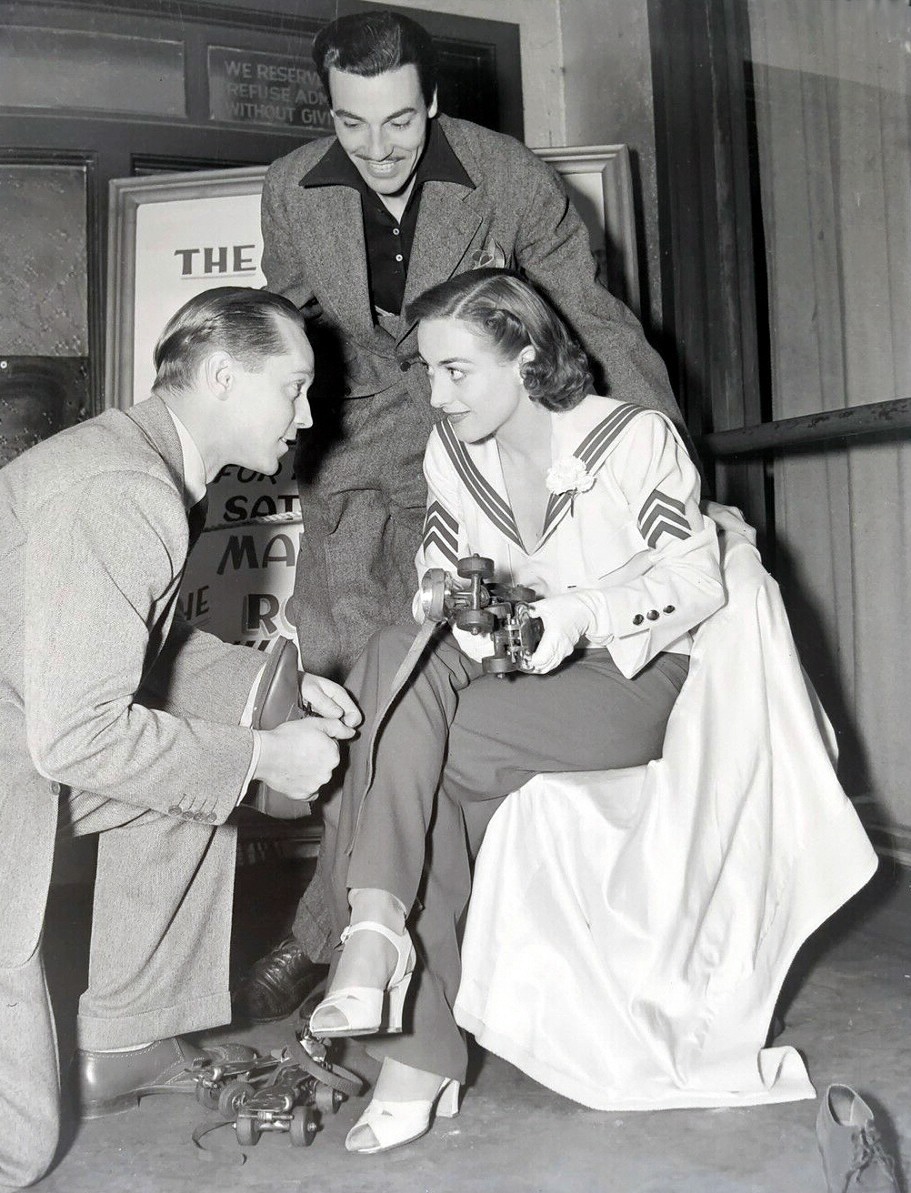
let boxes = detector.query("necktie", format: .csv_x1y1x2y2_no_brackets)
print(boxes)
186,494,209,552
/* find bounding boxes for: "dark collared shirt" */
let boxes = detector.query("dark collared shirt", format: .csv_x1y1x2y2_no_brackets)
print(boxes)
300,119,474,317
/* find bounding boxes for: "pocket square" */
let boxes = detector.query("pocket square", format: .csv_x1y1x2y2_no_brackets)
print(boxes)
469,237,508,270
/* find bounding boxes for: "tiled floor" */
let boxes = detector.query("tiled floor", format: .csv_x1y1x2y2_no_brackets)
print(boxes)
32,853,910,1193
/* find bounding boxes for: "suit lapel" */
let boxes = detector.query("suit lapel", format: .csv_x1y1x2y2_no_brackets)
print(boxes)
397,181,483,339
298,186,376,341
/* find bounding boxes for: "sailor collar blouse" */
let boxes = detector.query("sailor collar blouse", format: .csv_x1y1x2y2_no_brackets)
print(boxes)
414,395,724,679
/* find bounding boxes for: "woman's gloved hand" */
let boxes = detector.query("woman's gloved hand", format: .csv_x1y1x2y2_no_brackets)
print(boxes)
527,593,595,674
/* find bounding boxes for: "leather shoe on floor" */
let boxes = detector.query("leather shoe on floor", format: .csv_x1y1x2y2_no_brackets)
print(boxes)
816,1083,899,1192
232,936,328,1023
76,1035,258,1119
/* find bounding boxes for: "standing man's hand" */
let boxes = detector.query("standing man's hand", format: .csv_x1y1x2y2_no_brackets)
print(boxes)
253,716,355,801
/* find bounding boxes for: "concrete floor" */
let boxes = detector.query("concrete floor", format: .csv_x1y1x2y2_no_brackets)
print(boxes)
33,852,910,1193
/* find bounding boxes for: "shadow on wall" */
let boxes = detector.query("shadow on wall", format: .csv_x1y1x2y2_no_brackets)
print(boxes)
772,535,873,809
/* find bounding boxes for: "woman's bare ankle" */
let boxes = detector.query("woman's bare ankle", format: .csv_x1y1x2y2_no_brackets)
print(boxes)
323,889,409,998
348,887,406,934
374,1057,447,1103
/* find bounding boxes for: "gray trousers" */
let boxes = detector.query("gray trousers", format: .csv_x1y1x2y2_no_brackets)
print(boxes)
290,386,434,680
314,626,689,1083
287,384,432,959
0,792,235,1190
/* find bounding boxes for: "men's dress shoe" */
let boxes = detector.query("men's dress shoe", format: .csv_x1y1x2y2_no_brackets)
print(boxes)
232,936,328,1023
76,1035,258,1119
816,1083,899,1192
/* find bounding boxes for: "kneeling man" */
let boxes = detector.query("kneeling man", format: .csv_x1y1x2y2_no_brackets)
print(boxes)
0,287,360,1189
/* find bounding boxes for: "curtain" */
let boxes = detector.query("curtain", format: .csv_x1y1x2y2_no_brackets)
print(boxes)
747,0,911,841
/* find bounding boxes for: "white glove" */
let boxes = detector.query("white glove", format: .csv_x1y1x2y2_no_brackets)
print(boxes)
527,593,595,674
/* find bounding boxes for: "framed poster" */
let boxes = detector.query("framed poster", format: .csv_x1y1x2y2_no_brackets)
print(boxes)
536,145,640,319
106,146,639,649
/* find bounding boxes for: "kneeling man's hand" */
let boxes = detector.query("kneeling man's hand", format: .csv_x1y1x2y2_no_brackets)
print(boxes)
299,672,362,728
254,716,356,801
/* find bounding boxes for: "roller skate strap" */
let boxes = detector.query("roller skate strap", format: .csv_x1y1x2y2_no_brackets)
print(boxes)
191,1119,248,1164
290,1045,363,1096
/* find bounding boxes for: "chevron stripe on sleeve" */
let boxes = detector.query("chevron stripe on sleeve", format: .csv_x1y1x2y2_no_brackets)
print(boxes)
422,499,460,566
638,487,692,548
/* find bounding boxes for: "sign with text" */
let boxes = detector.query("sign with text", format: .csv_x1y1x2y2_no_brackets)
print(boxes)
207,45,333,133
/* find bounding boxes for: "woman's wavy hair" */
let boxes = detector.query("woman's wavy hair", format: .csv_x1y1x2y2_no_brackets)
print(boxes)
152,287,308,395
407,269,593,411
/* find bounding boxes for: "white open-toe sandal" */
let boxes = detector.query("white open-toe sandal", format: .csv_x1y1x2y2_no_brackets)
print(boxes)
345,1078,460,1154
308,921,416,1038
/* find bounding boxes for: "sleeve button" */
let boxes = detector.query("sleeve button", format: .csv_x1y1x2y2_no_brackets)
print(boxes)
646,609,660,621
632,614,644,626
663,605,676,614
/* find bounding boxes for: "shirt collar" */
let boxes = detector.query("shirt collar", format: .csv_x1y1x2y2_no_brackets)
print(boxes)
299,117,474,192
164,406,207,508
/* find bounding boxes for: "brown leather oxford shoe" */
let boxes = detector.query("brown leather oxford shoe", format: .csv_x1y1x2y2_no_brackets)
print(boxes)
232,936,328,1023
75,1035,258,1119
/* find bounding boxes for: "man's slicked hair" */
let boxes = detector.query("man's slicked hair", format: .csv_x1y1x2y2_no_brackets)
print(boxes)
152,287,308,395
312,10,438,107
408,269,593,412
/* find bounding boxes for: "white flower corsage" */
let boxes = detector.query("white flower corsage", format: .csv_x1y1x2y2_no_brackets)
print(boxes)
545,457,596,513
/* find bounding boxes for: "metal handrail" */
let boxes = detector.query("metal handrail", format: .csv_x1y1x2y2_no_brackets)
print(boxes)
700,397,911,459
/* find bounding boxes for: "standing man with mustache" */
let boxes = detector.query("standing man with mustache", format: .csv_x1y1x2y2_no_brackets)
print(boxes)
238,8,694,1022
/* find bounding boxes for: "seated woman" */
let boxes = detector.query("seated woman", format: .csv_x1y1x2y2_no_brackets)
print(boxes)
308,268,725,1153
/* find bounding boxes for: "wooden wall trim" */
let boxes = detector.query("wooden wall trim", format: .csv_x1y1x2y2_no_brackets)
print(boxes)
703,397,911,458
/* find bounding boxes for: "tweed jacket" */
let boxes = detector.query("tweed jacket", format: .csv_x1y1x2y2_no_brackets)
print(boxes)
261,114,683,430
0,396,264,967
